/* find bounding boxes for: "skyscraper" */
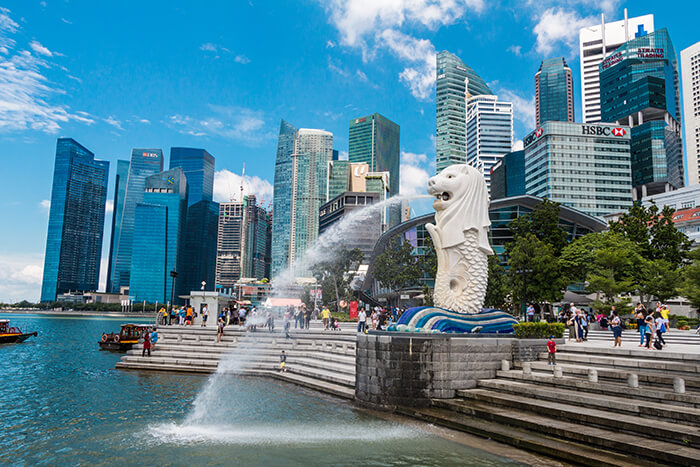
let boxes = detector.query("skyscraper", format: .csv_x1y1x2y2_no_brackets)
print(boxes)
579,11,654,123
106,159,129,293
681,41,700,186
129,168,188,304
348,113,400,196
41,138,109,302
109,148,164,293
215,196,272,290
271,120,298,277
465,95,513,190
326,159,350,201
535,57,574,125
599,28,683,198
271,121,333,277
436,51,493,173
169,147,218,293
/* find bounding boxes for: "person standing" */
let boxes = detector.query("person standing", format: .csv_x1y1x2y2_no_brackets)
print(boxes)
201,305,209,327
279,351,287,372
142,330,152,357
655,312,667,347
321,307,330,330
526,303,536,322
644,314,655,349
217,317,224,343
635,304,647,347
150,328,158,351
546,335,557,365
611,311,622,347
357,308,367,333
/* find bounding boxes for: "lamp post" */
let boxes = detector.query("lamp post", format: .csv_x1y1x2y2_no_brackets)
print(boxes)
169,270,178,312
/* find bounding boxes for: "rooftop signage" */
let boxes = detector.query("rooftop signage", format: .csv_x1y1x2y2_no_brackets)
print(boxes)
142,152,159,158
523,127,543,147
582,125,627,137
636,47,664,59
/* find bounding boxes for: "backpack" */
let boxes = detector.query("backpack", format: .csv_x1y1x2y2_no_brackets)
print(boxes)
653,339,663,350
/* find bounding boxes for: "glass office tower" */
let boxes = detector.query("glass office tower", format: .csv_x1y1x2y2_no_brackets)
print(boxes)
436,50,492,173
490,150,526,201
271,120,298,277
129,168,188,304
106,159,129,294
599,28,683,198
169,147,218,294
109,148,164,293
41,138,109,302
535,57,574,125
326,160,350,201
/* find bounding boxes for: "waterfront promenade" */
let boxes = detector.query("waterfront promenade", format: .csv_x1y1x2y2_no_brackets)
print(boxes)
118,325,700,465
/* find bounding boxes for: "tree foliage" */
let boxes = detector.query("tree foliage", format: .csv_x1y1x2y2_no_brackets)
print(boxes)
681,249,700,309
507,233,567,305
484,255,508,310
508,199,568,256
372,239,422,292
310,247,364,308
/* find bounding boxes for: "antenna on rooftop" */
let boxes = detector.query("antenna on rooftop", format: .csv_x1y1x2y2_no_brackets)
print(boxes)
240,163,245,203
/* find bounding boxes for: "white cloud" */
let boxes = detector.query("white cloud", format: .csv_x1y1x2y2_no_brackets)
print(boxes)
321,0,484,100
167,106,270,145
201,43,250,64
200,42,217,52
532,8,595,55
61,18,72,25
39,199,50,210
139,118,150,124
29,40,54,57
326,40,336,48
104,115,123,130
496,87,535,130
234,54,251,64
0,10,93,134
213,169,274,205
0,252,43,302
513,139,524,151
507,45,522,56
400,151,431,196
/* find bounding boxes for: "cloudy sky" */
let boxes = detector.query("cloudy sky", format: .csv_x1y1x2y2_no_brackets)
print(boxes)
0,0,696,301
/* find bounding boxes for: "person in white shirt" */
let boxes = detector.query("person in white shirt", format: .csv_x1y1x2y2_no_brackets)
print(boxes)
357,309,367,333
654,314,667,347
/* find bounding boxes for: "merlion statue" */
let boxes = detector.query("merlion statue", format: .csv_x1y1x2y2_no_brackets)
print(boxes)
426,164,493,314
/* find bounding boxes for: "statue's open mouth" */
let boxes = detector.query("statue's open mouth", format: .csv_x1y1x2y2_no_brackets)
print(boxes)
435,192,451,201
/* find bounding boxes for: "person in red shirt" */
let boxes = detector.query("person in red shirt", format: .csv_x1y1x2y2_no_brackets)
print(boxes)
546,335,556,365
142,330,152,357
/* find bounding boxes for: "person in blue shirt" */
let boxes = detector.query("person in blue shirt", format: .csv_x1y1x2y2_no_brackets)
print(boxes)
150,328,158,350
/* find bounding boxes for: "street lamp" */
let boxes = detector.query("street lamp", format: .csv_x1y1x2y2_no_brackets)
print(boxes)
169,270,178,312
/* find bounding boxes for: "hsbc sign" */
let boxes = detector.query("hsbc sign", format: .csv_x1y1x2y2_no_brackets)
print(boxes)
524,127,544,147
581,125,627,137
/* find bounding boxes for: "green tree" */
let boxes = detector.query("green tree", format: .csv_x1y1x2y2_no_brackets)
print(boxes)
372,239,422,294
484,255,509,310
681,249,700,309
311,247,364,309
508,198,568,256
638,259,682,303
507,233,567,307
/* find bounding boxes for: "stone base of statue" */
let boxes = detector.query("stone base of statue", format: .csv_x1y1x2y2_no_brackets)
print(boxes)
387,306,518,334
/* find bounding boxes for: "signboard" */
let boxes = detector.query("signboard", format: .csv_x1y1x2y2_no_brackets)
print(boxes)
309,289,322,300
581,125,627,137
523,127,543,147
142,151,159,158
349,301,358,319
601,51,623,70
400,294,410,300
241,286,257,295
636,47,664,59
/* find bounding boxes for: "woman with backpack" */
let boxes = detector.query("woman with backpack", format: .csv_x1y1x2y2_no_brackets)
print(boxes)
654,312,667,348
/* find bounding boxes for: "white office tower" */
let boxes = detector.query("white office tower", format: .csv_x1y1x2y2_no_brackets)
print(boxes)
465,94,513,191
681,41,700,186
579,10,654,123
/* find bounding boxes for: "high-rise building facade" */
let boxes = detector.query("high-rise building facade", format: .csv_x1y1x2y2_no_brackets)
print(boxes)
319,192,382,262
436,51,493,172
41,138,109,302
348,113,400,196
579,11,654,123
599,28,683,198
129,168,188,304
271,120,297,277
490,150,526,201
271,121,333,277
106,159,129,293
169,147,218,293
523,122,633,218
109,148,164,293
215,196,271,290
326,160,350,201
681,41,700,186
465,95,513,189
535,57,574,125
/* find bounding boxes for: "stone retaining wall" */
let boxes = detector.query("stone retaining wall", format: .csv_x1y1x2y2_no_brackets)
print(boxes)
355,333,513,408
512,338,565,363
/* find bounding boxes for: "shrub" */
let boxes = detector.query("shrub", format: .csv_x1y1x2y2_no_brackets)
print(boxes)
513,322,565,339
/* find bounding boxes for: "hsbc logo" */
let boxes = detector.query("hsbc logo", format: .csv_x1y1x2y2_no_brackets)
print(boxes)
612,127,626,136
581,125,627,137
524,127,544,147
535,127,543,137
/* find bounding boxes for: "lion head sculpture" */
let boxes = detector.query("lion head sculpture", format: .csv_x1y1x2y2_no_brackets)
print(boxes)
427,164,492,255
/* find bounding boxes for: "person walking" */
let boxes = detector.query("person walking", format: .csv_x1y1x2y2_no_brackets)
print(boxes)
201,305,209,327
150,328,158,351
546,335,557,365
321,306,330,331
185,306,193,326
279,351,287,372
217,317,224,343
178,306,186,325
142,330,152,357
357,308,367,333
635,304,647,347
655,312,667,347
611,311,622,347
644,313,655,349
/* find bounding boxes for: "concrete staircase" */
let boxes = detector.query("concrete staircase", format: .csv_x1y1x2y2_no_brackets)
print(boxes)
115,324,358,400
579,329,699,345
401,344,700,466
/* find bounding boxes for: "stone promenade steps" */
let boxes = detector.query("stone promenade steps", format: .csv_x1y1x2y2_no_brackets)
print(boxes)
459,382,700,440
496,370,700,412
116,326,357,399
539,350,700,376
580,330,699,345
398,406,657,467
432,398,700,466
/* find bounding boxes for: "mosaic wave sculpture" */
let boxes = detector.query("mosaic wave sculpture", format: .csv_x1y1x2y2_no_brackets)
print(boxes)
387,306,518,334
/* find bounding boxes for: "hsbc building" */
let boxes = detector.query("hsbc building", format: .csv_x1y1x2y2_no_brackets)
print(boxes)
523,121,633,218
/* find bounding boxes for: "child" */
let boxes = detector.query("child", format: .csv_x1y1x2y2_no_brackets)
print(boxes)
546,335,556,365
150,328,158,351
279,351,287,372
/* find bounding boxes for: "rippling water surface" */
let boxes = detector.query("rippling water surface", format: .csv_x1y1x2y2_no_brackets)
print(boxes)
1,314,524,466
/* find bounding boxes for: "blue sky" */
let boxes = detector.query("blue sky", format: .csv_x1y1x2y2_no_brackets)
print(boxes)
0,0,697,301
